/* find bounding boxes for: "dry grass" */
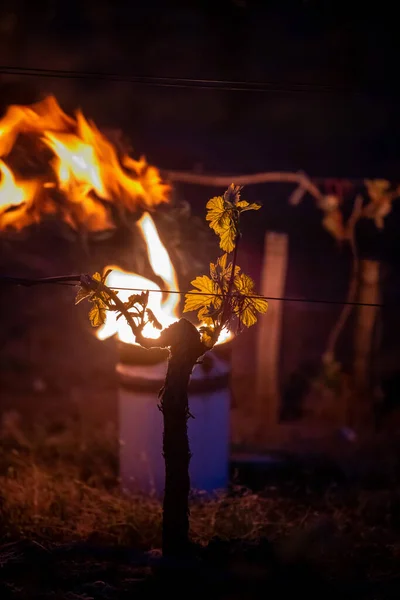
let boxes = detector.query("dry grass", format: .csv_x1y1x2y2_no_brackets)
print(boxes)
0,409,289,549
1,407,400,594
0,408,325,552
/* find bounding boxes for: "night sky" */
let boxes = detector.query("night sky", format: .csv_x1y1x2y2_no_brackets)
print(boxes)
1,1,400,178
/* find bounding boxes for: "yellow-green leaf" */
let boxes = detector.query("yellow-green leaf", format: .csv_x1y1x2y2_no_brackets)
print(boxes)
206,196,227,230
197,311,214,326
197,299,222,325
206,196,238,252
239,202,262,212
217,253,228,270
235,199,249,208
210,261,217,280
183,275,217,313
231,271,268,327
219,224,237,253
223,262,241,287
88,302,107,327
365,179,391,204
251,296,269,315
199,327,215,348
234,272,255,294
237,296,269,327
75,286,92,305
363,179,396,230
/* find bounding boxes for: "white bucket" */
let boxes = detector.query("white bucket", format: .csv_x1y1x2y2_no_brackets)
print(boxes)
117,347,231,497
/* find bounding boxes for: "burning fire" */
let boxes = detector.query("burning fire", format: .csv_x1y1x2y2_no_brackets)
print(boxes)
97,213,180,344
97,213,231,346
0,96,169,231
0,95,230,347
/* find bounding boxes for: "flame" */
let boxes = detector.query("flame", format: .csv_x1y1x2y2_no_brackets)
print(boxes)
215,328,232,345
0,160,42,230
97,213,180,344
0,96,169,231
0,96,231,347
96,212,231,347
0,160,35,208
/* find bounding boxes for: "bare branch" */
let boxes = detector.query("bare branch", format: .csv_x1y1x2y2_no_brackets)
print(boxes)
323,194,364,363
164,170,324,203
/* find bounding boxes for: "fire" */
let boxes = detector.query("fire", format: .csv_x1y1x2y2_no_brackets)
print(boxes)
0,160,37,209
97,213,180,344
0,96,169,232
0,96,231,347
97,213,232,346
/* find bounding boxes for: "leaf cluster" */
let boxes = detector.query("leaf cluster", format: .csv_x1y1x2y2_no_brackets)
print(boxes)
317,179,400,242
206,184,261,253
184,184,267,347
363,179,400,230
75,184,268,350
75,270,161,335
184,253,268,347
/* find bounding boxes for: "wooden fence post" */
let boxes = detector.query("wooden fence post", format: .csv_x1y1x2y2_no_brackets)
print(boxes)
353,260,380,388
352,259,380,425
255,232,289,444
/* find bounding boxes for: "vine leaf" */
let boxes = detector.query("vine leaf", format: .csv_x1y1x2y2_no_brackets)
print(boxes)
199,326,216,348
75,270,113,327
183,275,219,314
206,184,262,253
206,195,237,253
363,179,398,229
78,185,268,350
185,186,266,344
75,287,92,305
88,298,107,327
75,271,101,305
233,272,269,327
236,200,263,212
197,301,222,326
184,263,268,333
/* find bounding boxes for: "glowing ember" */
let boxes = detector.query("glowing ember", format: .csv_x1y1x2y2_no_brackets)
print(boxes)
0,96,169,231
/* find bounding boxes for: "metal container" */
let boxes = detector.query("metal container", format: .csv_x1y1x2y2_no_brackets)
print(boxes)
117,342,232,496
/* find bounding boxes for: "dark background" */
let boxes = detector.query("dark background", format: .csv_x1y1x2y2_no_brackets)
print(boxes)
1,1,400,177
0,1,399,438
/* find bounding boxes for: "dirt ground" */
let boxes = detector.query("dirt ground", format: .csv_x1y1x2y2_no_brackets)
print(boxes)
1,388,400,599
1,224,400,598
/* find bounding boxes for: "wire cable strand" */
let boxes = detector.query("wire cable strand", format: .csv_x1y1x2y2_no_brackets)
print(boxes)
0,275,391,308
0,65,392,97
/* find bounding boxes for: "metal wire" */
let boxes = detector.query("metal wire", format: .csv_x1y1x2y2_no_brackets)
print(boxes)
0,65,389,97
0,275,391,308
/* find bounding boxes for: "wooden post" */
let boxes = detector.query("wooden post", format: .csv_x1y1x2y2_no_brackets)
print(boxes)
352,259,380,425
353,260,380,388
255,232,289,443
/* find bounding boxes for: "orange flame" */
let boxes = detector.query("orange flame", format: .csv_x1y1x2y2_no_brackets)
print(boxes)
0,96,169,231
0,96,230,347
96,213,231,346
97,213,180,344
